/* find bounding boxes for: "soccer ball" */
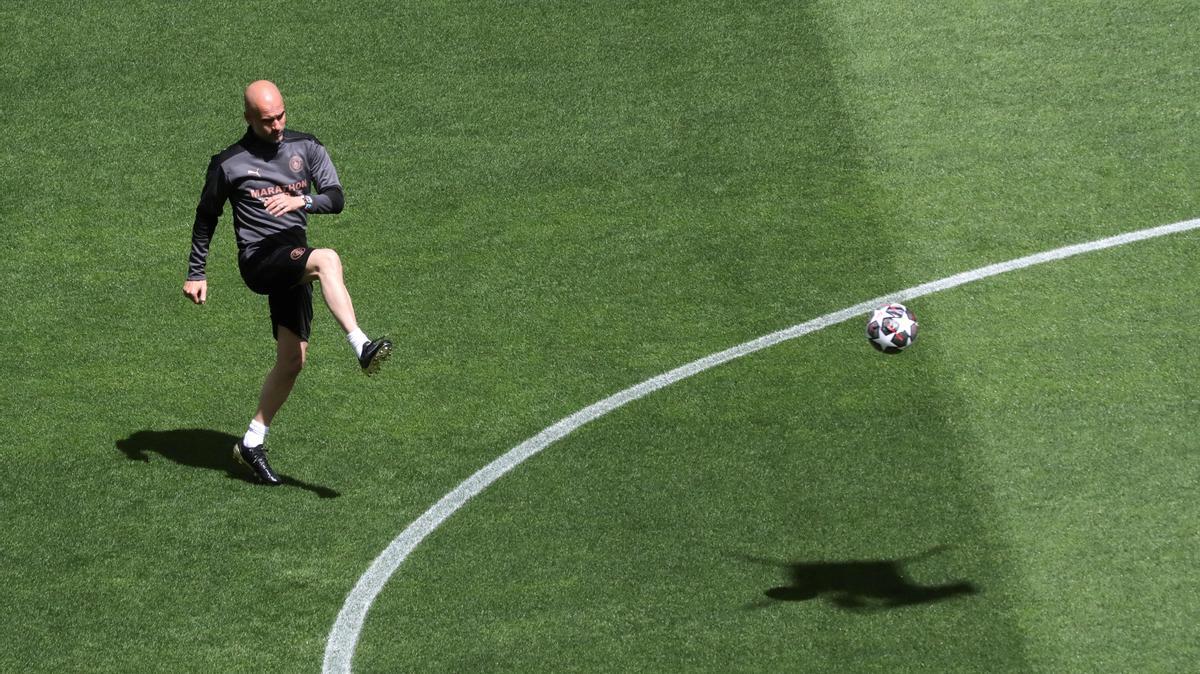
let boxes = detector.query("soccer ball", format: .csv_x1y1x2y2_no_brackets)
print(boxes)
866,303,918,354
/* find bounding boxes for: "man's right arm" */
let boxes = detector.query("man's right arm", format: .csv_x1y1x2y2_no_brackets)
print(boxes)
187,156,227,280
184,157,228,303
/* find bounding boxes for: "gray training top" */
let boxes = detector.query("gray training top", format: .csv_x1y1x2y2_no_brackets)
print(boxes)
187,127,343,280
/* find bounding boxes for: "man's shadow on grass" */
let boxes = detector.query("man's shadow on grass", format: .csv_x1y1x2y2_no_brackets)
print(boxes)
736,546,977,611
116,429,340,498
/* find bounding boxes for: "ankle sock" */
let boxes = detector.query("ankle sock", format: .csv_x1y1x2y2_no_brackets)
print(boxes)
347,328,370,357
244,419,268,448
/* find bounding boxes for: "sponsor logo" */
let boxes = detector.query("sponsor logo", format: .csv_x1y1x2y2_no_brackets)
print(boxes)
247,169,261,177
290,247,306,261
289,155,304,173
249,178,309,200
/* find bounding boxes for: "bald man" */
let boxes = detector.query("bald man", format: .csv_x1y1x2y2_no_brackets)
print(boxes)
184,80,392,486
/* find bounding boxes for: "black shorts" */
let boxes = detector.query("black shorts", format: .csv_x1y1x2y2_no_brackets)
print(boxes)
239,245,315,341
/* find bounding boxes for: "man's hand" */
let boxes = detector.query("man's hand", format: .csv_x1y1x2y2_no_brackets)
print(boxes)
183,279,208,305
263,193,306,217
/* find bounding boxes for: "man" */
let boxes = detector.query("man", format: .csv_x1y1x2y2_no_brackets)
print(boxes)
183,80,391,486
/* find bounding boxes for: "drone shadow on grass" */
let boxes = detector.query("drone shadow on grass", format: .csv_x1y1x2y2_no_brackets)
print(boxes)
735,546,978,612
115,428,340,498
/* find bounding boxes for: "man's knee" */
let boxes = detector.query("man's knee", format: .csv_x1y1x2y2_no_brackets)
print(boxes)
275,348,305,377
275,327,308,377
309,248,342,275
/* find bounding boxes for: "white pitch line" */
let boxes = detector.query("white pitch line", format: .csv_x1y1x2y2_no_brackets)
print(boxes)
323,217,1200,673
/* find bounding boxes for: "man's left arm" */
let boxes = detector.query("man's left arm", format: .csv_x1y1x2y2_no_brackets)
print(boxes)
304,185,344,214
263,184,343,216
305,140,344,214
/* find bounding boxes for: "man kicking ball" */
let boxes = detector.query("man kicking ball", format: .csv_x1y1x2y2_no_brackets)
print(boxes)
183,79,391,485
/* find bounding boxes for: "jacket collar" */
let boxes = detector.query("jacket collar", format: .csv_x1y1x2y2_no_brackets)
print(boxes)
241,126,282,154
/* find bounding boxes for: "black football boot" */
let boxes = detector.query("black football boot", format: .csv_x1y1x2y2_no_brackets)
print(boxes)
359,337,393,375
233,441,283,486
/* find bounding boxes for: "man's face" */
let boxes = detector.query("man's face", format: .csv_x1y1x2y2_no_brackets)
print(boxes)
246,101,286,143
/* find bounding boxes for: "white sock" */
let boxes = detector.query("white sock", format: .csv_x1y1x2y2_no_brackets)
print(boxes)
244,419,268,448
347,328,370,357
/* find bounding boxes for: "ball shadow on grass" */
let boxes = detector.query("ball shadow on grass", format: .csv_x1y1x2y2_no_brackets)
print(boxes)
737,546,978,611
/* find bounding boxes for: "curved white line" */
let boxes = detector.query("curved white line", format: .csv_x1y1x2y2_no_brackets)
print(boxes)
324,217,1200,672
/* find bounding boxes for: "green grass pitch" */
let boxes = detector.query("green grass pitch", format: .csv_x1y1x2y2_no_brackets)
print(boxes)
1,1,1197,671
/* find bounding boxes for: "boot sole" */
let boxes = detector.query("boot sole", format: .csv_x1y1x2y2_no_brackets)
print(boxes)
362,342,393,376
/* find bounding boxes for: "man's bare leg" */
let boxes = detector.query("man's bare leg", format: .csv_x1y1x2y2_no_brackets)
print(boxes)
301,248,392,373
234,326,305,485
254,326,307,426
302,249,358,334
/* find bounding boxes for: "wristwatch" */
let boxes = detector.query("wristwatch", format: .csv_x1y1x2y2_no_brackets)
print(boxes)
303,195,313,211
